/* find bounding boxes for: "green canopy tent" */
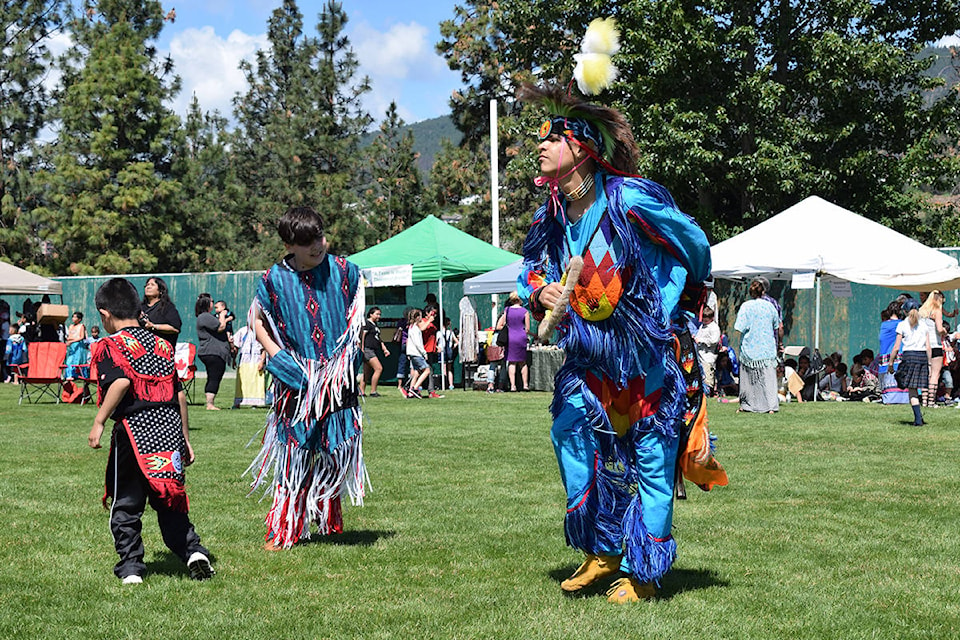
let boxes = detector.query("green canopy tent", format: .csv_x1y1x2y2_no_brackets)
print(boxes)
349,215,520,389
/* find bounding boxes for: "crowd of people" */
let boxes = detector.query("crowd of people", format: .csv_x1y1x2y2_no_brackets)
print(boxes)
692,280,960,423
0,280,270,411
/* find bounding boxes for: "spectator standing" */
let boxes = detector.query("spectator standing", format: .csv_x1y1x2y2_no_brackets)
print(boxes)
195,293,230,410
438,316,459,390
232,324,267,408
214,301,236,366
695,306,721,395
405,309,430,398
889,298,930,425
734,279,781,413
140,277,183,348
63,311,89,380
495,292,530,392
919,290,946,406
393,307,414,396
421,303,441,398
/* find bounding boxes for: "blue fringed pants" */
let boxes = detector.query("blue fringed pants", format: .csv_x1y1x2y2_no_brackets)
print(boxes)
551,385,679,583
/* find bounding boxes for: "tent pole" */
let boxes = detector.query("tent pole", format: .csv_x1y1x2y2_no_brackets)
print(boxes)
439,277,445,391
489,98,501,357
815,274,821,353
814,274,821,402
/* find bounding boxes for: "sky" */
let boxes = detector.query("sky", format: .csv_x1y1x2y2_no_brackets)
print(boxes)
149,0,464,126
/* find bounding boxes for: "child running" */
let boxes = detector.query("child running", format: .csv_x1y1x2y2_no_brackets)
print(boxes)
88,278,214,584
405,309,430,399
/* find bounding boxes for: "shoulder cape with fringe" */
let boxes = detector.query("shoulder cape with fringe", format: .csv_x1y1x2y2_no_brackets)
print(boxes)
245,255,369,548
96,328,189,513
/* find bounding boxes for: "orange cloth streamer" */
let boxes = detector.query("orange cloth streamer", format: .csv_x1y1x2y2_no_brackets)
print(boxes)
679,394,728,491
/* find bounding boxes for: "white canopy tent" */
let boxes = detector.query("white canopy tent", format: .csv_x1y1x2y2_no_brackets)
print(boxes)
711,196,960,349
0,261,63,296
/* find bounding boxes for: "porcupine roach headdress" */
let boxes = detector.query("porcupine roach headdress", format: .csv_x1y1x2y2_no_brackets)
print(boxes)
518,17,640,177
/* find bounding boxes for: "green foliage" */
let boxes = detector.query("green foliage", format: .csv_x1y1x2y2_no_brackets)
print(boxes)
230,0,373,263
427,137,491,241
362,102,429,241
439,0,960,246
30,0,183,275
170,97,244,271
0,0,64,267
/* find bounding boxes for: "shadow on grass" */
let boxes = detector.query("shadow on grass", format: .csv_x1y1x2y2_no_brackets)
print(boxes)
298,529,396,548
550,563,727,601
145,552,191,579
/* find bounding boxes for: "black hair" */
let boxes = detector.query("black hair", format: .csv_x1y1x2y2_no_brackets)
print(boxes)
142,276,173,310
95,278,141,320
73,311,84,322
367,306,381,319
195,292,214,317
278,206,325,246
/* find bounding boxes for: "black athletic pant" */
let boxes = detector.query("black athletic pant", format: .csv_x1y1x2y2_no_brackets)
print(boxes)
109,427,208,579
199,354,226,395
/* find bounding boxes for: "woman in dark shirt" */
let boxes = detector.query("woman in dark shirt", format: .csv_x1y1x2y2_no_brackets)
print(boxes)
195,292,230,410
140,277,183,347
360,306,390,397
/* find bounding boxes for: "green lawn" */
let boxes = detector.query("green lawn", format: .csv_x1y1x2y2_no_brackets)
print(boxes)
1,384,958,639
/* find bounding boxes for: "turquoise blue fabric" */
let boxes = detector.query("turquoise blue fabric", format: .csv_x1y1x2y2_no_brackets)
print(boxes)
257,254,361,452
64,340,89,379
552,386,677,551
519,172,710,584
734,298,780,368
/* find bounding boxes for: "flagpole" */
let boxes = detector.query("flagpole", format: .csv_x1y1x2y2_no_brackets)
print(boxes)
490,99,500,328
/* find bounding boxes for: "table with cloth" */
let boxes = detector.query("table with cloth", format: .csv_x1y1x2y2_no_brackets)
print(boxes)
529,347,564,392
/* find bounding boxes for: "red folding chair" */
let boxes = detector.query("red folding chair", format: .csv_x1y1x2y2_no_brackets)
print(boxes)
13,342,67,405
175,342,198,404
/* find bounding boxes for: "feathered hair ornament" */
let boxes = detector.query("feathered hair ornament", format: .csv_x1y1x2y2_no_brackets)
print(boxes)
573,18,620,96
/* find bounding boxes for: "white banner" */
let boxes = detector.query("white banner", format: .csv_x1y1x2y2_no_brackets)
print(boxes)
361,265,413,288
791,271,816,289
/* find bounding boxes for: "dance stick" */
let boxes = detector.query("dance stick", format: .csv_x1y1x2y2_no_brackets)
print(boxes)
537,256,584,342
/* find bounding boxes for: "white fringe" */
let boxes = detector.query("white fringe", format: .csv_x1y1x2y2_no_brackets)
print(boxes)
244,277,369,544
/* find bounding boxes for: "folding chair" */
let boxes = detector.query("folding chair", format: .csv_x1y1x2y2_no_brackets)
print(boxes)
13,342,68,405
174,342,198,404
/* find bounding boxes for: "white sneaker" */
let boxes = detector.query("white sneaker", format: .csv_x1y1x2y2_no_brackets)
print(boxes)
121,575,143,585
187,552,215,580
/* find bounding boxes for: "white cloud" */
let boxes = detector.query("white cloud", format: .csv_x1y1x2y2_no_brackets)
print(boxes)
934,34,960,47
350,20,456,125
166,26,269,117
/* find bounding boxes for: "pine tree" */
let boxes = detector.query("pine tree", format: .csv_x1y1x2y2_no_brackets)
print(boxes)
170,96,244,271
0,0,63,266
363,102,427,240
32,0,183,274
231,0,372,262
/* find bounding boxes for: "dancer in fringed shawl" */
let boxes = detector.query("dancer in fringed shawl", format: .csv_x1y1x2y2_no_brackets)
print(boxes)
88,278,214,584
517,18,727,603
248,206,368,550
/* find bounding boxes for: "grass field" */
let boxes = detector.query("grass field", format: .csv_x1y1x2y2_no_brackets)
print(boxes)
1,384,959,640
